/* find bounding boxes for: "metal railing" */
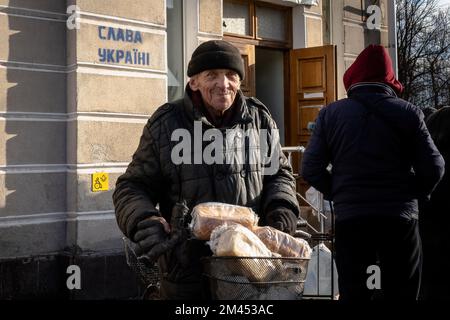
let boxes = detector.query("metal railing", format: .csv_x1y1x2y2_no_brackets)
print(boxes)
281,145,336,300
281,146,328,234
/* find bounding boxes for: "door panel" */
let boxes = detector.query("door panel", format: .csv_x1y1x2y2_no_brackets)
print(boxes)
299,104,324,136
298,58,325,91
229,42,256,97
288,45,337,199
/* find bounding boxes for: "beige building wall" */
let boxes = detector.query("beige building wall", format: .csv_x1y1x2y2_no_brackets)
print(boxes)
191,0,223,56
304,0,323,48
332,0,391,99
0,1,68,257
0,0,168,259
199,0,222,35
292,0,323,49
66,0,167,253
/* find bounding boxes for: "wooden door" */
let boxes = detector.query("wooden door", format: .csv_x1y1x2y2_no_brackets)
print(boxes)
229,42,256,97
288,45,337,198
289,45,337,146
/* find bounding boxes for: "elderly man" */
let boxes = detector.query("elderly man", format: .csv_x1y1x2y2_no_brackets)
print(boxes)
113,40,300,299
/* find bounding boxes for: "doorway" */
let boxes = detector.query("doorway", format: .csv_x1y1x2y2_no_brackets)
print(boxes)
255,47,286,145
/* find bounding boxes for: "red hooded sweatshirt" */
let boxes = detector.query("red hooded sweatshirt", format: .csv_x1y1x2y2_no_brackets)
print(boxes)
343,44,404,96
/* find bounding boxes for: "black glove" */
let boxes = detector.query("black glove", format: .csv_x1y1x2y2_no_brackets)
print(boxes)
265,207,298,235
169,201,191,266
134,202,190,265
133,217,169,263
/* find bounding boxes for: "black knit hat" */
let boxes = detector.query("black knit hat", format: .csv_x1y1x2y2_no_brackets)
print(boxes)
187,40,245,80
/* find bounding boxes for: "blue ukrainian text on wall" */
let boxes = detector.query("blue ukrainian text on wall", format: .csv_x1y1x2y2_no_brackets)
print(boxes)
97,26,150,66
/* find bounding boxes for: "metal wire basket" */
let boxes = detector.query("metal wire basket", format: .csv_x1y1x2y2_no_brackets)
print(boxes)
122,237,160,299
202,256,309,300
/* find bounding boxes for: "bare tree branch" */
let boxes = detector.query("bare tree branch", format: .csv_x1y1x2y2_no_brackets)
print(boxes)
397,0,450,108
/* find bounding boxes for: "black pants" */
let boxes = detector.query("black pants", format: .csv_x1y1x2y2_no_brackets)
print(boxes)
335,216,422,301
419,215,450,300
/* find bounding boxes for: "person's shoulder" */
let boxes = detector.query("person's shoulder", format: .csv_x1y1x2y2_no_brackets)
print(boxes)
246,96,272,116
318,98,349,117
245,96,278,129
147,100,181,127
388,96,424,120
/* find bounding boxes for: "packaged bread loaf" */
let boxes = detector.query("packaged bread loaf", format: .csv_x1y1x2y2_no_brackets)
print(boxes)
253,226,312,259
209,223,273,257
208,223,279,282
189,202,258,240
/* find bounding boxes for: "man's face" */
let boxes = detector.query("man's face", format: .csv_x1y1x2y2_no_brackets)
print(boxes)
189,69,241,116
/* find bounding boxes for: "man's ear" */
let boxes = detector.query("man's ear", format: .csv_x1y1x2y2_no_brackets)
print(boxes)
189,76,199,91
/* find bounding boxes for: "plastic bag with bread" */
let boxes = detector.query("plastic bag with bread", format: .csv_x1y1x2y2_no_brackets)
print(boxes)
189,202,258,240
253,226,312,259
208,223,279,282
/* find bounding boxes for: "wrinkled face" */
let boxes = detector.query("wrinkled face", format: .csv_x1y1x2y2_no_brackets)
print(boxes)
189,69,241,116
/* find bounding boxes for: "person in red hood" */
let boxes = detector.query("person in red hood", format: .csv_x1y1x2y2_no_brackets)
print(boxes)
343,44,404,95
302,45,445,301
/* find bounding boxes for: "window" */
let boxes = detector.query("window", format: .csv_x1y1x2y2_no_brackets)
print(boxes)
223,0,291,47
223,1,251,36
167,0,184,102
255,4,287,42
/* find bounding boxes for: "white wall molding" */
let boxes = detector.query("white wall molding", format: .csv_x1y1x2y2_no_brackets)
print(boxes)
0,4,67,19
0,210,116,226
68,62,167,75
0,212,67,227
66,210,115,221
0,111,152,123
0,11,66,23
0,163,128,174
78,11,166,30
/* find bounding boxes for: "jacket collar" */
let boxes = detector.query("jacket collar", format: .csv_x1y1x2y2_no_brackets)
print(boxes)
183,86,253,128
347,82,398,98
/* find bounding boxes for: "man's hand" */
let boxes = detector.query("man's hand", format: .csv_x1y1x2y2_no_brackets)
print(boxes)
265,207,298,235
133,216,170,262
133,202,190,264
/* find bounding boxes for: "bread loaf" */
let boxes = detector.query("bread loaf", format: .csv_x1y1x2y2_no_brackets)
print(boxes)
253,226,312,258
209,223,273,257
189,202,258,240
209,223,278,282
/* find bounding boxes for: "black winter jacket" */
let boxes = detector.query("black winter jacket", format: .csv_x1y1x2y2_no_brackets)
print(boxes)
302,83,445,222
113,89,299,291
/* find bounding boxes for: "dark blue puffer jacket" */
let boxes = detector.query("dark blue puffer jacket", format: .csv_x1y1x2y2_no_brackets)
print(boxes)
301,83,445,222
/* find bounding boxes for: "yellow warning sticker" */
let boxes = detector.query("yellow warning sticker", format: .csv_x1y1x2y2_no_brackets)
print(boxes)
92,172,109,192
